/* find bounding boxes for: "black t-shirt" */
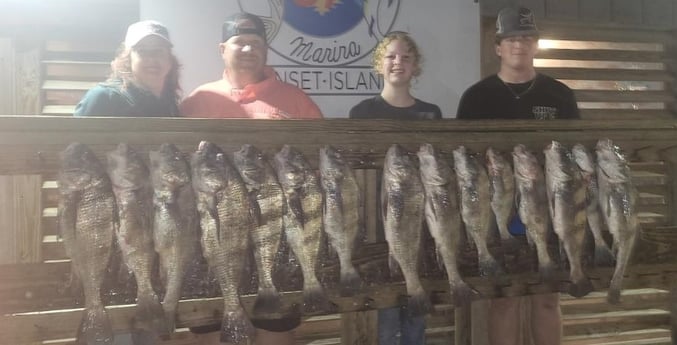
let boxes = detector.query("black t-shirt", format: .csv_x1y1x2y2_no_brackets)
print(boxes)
456,74,579,120
349,95,442,120
74,80,178,117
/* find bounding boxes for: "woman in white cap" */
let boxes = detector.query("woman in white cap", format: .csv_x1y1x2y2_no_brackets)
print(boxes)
74,20,180,117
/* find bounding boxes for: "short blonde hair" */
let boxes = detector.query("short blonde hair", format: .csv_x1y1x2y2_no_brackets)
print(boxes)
371,32,422,77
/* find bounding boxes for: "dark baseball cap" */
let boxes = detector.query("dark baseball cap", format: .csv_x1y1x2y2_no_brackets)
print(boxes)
496,6,539,39
222,12,267,43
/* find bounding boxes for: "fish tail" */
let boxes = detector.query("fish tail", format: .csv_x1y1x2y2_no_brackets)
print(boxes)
539,261,557,285
77,305,113,345
607,239,634,304
135,292,170,337
339,265,362,297
406,291,431,317
162,304,177,335
220,309,255,344
450,281,480,307
303,285,333,314
568,276,593,298
161,275,182,334
253,287,282,315
607,285,621,304
594,245,615,267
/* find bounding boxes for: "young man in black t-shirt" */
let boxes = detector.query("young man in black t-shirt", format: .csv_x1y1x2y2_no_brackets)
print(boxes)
457,6,579,345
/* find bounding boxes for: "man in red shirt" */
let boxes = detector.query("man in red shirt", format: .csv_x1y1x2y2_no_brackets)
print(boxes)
180,12,322,119
182,12,322,345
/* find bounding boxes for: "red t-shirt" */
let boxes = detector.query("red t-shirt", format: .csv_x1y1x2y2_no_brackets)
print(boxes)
180,67,323,119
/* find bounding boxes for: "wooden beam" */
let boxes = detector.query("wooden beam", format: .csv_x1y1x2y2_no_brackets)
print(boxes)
3,118,677,175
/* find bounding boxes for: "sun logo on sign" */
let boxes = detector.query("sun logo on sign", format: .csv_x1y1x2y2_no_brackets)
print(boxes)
294,0,341,15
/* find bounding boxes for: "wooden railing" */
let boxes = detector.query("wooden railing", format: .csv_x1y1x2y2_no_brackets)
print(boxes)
0,117,676,345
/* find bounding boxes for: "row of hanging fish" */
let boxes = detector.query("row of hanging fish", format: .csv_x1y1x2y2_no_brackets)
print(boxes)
58,138,639,344
380,139,639,320
58,142,363,344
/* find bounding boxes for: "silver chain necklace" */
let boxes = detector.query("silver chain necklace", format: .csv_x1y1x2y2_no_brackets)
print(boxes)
502,77,537,100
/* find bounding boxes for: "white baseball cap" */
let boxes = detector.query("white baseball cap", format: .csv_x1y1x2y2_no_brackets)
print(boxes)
124,20,172,49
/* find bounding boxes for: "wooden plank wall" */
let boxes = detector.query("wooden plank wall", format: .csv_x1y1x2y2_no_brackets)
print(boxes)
480,0,677,29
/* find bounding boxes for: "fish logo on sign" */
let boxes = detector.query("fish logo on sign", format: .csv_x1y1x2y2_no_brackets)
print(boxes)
238,0,401,67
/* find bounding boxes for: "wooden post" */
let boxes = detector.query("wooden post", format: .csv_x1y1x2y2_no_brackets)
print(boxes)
0,175,43,264
341,169,380,345
14,39,41,115
341,310,378,345
0,175,42,345
671,287,677,345
455,304,471,345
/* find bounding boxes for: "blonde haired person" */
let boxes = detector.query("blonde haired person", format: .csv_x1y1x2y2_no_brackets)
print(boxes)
350,31,441,120
75,20,181,117
350,31,441,345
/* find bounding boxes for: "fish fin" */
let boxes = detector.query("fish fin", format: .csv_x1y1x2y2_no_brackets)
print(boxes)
558,240,568,268
525,231,534,247
253,287,282,315
405,292,431,317
57,190,80,245
248,191,262,228
288,191,305,225
220,309,255,344
206,194,221,242
339,265,362,297
77,305,113,345
134,292,170,337
388,254,402,280
380,179,388,224
303,285,334,314
435,247,446,274
68,268,83,298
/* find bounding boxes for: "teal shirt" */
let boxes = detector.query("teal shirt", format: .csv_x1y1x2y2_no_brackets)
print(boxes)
74,80,178,117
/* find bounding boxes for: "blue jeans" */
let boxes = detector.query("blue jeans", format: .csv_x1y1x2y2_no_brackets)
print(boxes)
378,307,426,345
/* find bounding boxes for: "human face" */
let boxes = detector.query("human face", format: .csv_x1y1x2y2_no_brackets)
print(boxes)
130,35,172,92
380,39,417,87
496,35,539,71
220,34,267,75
